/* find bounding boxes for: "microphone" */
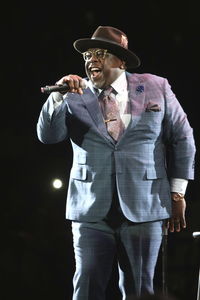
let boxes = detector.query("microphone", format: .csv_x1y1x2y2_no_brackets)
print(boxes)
41,79,88,94
193,232,200,239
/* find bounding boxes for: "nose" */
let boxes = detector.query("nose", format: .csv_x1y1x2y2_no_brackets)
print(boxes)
88,54,99,62
86,56,99,67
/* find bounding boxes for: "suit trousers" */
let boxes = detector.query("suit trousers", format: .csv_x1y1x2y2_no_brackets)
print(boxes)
71,192,163,300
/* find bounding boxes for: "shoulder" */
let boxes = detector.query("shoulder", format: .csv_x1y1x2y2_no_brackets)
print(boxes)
126,72,173,97
127,72,167,86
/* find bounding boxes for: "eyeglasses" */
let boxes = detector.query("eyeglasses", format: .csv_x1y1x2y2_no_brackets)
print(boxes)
82,49,108,61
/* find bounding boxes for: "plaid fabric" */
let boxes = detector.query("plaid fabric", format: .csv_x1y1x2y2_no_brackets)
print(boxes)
37,72,196,223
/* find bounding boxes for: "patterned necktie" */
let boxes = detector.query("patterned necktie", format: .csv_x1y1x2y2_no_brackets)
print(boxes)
99,86,124,141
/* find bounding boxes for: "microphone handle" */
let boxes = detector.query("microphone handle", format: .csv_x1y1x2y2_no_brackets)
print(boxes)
41,84,69,94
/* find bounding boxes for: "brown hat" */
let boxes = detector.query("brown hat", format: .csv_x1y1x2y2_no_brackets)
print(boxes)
73,26,141,69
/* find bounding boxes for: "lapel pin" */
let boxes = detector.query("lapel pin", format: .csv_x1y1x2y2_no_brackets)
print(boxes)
135,85,144,94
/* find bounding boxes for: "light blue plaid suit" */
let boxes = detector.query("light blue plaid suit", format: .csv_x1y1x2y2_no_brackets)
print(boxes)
37,72,196,299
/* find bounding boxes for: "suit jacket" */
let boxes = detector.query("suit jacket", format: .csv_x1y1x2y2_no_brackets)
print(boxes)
37,72,196,222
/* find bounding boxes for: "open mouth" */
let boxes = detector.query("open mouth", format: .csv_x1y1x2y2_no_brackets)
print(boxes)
90,67,102,80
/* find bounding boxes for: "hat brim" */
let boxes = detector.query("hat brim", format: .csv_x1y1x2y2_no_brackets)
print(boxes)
73,38,141,69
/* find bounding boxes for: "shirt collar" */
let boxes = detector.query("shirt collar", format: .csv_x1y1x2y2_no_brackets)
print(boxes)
111,71,127,95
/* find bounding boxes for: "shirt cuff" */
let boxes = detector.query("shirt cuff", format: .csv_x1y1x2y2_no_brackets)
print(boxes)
170,178,188,195
52,92,63,109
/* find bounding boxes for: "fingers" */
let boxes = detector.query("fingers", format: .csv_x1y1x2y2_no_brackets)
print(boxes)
169,198,186,233
168,217,186,233
173,219,181,232
169,218,175,232
180,217,186,230
56,75,85,94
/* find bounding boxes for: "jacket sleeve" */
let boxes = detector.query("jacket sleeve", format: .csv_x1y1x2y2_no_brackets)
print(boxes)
163,78,196,179
36,93,68,144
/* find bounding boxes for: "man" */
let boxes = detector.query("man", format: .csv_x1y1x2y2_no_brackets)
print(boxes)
37,26,196,300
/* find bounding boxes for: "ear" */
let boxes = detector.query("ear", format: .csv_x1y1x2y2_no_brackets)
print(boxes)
120,61,126,69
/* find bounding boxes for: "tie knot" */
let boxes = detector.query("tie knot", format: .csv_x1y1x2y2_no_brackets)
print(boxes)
100,86,116,99
103,86,113,95
104,86,114,96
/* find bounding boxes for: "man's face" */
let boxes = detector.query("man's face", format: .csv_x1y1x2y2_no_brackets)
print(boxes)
84,48,125,89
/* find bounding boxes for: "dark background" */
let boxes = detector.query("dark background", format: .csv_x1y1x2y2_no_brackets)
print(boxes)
1,1,199,299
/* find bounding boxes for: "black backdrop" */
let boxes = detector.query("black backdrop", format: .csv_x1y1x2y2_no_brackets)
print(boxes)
1,1,199,299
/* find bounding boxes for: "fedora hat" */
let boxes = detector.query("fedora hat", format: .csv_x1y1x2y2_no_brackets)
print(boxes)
73,26,141,69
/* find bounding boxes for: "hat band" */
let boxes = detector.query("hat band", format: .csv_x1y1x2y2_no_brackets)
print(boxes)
91,37,128,49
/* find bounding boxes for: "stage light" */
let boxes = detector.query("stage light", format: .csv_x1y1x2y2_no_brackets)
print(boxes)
52,178,63,189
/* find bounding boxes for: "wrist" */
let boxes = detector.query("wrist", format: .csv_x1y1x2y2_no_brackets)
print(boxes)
171,192,185,202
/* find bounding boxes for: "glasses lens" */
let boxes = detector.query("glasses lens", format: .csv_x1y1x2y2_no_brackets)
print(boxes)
83,52,92,61
95,50,106,58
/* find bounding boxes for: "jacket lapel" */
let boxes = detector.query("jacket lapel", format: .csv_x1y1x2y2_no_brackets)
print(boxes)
126,72,146,129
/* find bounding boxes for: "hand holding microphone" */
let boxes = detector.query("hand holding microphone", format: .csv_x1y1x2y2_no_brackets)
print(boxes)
41,75,88,95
